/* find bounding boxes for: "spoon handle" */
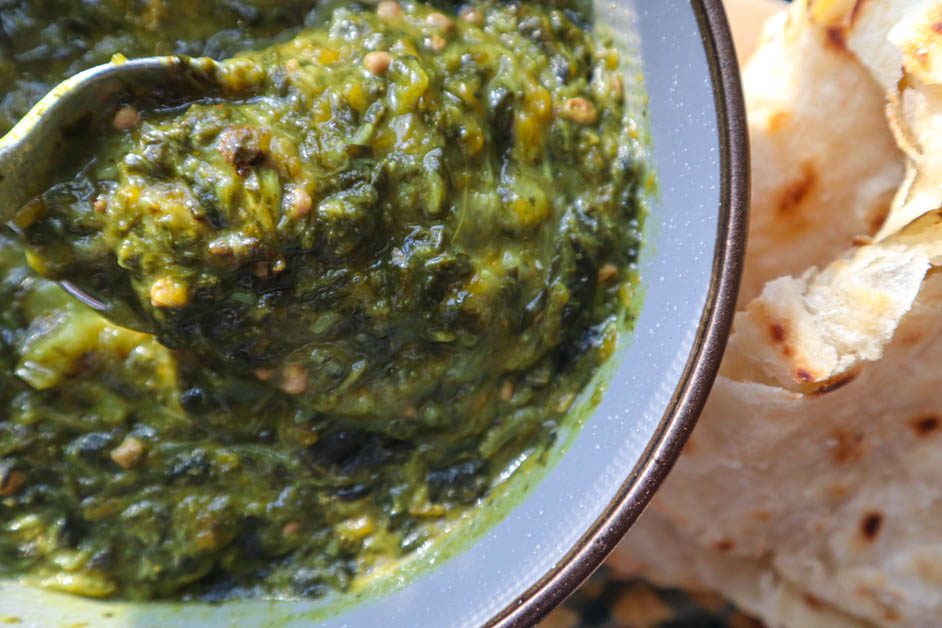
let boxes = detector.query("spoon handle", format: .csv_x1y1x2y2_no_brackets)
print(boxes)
0,57,219,224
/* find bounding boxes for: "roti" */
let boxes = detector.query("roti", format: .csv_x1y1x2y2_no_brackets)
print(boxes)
611,2,942,625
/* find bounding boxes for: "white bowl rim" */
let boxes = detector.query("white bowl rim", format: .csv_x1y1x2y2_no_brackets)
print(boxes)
488,1,749,624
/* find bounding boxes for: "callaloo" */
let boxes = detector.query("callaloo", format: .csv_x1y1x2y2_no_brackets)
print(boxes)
0,0,645,601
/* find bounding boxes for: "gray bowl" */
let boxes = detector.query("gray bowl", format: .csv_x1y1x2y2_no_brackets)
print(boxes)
0,0,747,625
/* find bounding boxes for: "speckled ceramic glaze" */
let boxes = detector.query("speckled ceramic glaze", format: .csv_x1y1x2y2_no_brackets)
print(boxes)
0,1,747,625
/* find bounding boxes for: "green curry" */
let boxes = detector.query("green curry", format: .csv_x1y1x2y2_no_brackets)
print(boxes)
0,0,646,601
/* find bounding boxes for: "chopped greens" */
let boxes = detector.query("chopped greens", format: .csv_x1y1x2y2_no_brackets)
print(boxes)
0,0,645,601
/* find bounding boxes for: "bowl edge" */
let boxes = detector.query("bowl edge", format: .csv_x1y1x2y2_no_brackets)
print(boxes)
485,1,750,625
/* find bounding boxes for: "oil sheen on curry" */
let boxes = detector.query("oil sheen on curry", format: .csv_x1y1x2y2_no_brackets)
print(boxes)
0,0,646,600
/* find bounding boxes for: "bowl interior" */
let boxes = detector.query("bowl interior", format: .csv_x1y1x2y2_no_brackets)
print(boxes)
0,1,742,625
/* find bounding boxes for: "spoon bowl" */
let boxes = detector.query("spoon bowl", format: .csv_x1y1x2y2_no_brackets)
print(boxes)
0,56,220,331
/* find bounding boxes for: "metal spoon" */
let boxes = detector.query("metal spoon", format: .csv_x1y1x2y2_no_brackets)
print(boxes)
0,56,220,332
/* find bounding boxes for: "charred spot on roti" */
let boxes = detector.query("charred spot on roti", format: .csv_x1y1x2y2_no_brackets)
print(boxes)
712,539,734,552
825,26,847,52
860,512,883,541
810,369,858,395
794,367,815,383
802,593,825,609
776,162,817,219
867,196,892,235
768,322,795,358
912,414,940,436
828,428,866,464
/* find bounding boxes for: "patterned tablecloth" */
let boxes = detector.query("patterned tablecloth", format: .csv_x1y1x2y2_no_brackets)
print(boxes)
545,567,761,627
543,1,785,625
